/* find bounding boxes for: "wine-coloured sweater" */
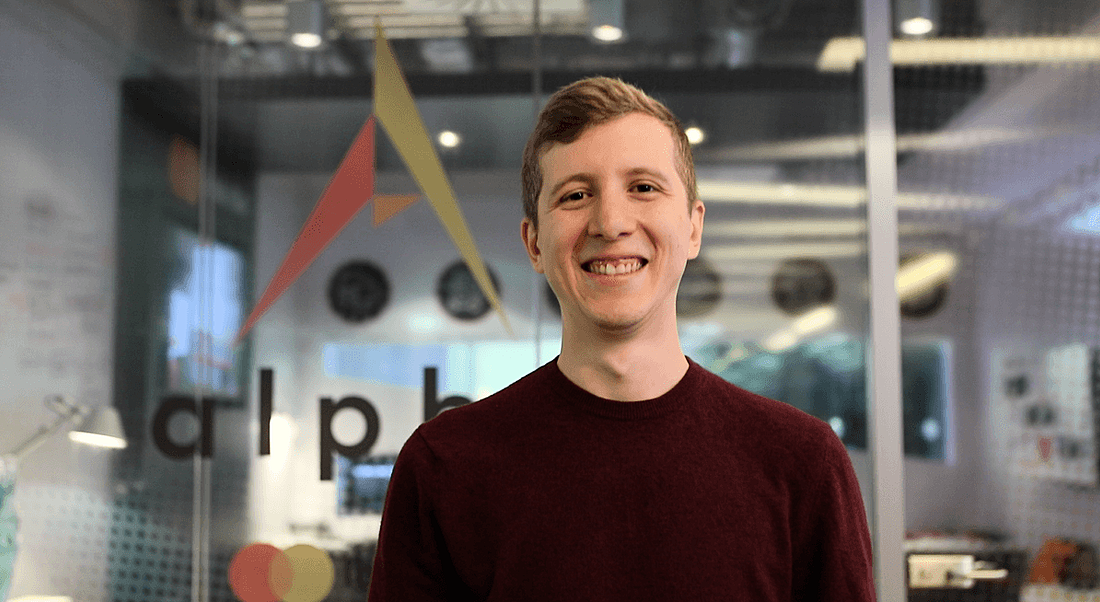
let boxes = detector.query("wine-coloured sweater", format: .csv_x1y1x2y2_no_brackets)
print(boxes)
368,357,875,601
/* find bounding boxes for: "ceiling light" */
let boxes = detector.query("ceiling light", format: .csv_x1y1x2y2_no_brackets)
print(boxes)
438,130,461,148
761,305,838,352
762,331,799,353
818,36,1100,72
900,17,935,36
792,305,839,334
685,126,706,145
706,218,867,237
896,0,938,37
710,129,1059,162
287,0,326,49
707,242,866,260
589,0,625,43
592,25,624,42
697,180,1001,211
291,32,322,48
896,252,957,300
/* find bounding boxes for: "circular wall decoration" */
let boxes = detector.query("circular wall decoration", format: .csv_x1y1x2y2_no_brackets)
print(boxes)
899,252,950,319
327,260,390,323
677,257,722,318
436,260,501,321
770,258,836,315
1004,374,1029,399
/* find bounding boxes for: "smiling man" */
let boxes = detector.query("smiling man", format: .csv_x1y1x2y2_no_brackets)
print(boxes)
368,77,876,601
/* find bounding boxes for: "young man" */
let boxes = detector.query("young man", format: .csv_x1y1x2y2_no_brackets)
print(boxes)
368,77,876,601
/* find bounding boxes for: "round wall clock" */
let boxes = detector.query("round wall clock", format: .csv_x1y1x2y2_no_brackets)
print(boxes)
677,257,722,318
770,258,836,315
436,260,501,321
327,260,390,323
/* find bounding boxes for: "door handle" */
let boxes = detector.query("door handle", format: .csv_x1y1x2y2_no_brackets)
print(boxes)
909,554,1010,588
966,560,1009,582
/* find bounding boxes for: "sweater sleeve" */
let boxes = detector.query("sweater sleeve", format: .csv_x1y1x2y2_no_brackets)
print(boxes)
792,430,877,602
368,430,464,602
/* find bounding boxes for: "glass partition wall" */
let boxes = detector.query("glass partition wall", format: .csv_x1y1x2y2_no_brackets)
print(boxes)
11,0,1100,600
894,1,1100,602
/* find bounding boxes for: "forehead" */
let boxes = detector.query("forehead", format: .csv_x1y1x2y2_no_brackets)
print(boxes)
537,113,679,191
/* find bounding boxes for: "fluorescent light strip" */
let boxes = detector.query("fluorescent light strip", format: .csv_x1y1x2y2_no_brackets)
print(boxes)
346,14,466,27
698,180,864,206
713,128,1054,161
709,264,786,276
697,180,1000,210
707,242,867,260
706,219,867,237
896,252,957,299
705,219,959,237
762,305,840,352
818,36,1100,72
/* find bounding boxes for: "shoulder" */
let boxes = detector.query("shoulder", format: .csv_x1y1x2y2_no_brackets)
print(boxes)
691,363,839,447
411,361,556,455
687,362,849,474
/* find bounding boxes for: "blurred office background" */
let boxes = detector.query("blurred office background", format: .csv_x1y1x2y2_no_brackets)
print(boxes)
2,0,1100,599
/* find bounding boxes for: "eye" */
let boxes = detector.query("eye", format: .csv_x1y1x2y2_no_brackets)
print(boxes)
632,183,657,193
560,190,588,203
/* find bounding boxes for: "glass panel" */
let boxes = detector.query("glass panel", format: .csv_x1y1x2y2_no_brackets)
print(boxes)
896,0,1100,599
4,0,896,599
1,1,220,600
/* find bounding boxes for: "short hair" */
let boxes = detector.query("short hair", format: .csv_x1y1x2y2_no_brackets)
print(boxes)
521,76,697,226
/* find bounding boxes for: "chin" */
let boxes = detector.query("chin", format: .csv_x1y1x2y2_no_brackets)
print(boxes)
582,307,649,332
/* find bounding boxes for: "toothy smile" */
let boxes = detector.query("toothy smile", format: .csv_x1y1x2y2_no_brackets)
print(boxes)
583,258,647,275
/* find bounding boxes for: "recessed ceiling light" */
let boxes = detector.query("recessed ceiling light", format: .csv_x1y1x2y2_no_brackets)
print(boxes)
291,32,323,48
438,130,461,148
287,0,325,48
685,126,706,145
592,25,623,42
900,17,935,36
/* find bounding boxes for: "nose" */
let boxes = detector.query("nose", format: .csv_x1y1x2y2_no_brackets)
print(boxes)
587,189,634,240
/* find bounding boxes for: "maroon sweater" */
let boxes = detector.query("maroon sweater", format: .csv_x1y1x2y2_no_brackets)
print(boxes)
369,358,875,601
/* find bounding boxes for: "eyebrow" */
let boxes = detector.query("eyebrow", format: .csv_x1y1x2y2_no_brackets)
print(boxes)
544,168,673,200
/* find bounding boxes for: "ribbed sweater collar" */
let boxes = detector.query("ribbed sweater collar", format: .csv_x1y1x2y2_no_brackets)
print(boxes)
543,356,704,420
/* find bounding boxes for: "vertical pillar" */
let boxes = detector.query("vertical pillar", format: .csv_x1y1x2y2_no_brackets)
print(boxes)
861,0,906,599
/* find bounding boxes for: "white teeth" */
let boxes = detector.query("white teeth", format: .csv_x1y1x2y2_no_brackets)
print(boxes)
587,259,642,275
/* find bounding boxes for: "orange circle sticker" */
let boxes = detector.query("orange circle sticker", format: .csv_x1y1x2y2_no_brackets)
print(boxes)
228,543,334,602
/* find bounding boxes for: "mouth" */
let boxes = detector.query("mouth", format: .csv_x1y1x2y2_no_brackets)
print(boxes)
582,257,648,276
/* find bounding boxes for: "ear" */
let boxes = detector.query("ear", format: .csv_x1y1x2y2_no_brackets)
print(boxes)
521,217,544,274
687,200,705,260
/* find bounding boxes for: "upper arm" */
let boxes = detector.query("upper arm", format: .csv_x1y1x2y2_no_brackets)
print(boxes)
791,431,877,601
368,431,461,602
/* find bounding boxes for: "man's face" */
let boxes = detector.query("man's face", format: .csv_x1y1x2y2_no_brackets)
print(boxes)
521,112,704,334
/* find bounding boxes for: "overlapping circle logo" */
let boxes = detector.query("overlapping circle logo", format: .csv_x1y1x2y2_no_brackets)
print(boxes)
228,543,335,602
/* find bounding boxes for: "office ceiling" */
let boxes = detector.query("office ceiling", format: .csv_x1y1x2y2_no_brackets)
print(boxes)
106,0,1100,225
169,0,985,176
204,0,873,78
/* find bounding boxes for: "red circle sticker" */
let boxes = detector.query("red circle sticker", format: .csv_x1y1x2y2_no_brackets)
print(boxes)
228,543,335,602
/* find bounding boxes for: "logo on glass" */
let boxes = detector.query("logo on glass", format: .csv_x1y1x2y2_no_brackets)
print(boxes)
228,543,334,602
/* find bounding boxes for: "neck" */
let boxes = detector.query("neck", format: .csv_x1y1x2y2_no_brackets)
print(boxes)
556,314,689,401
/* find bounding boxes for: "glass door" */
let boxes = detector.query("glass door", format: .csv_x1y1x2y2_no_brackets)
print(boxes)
892,0,1100,600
